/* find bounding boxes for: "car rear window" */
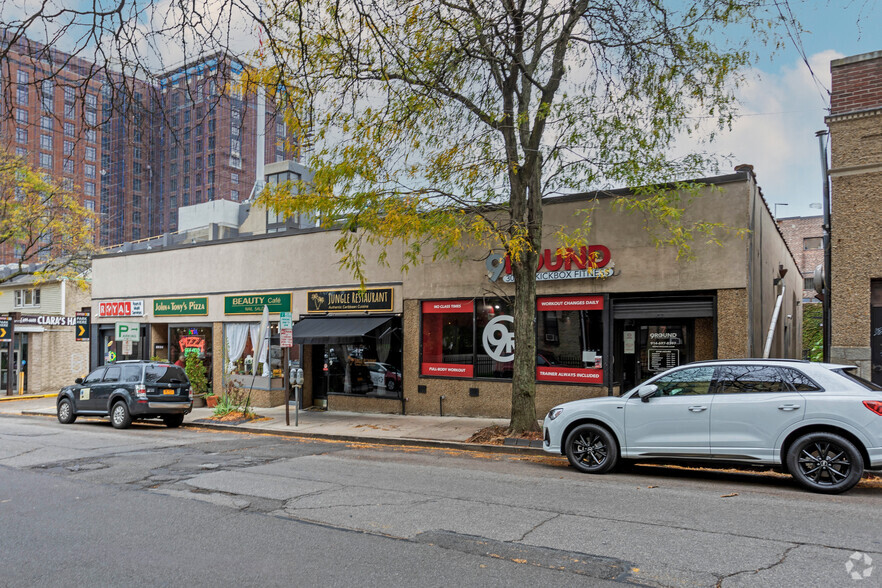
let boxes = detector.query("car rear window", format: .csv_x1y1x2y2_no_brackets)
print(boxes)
144,365,188,385
835,368,882,391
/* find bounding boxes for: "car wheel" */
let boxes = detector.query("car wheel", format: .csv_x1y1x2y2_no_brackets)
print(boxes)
162,414,185,428
110,401,132,429
565,424,619,474
386,379,397,391
786,432,864,494
57,398,77,424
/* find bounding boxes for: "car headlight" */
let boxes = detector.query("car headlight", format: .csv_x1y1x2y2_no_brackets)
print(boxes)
547,408,564,421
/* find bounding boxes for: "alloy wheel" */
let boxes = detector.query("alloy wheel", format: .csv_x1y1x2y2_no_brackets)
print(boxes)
571,431,609,467
796,440,852,486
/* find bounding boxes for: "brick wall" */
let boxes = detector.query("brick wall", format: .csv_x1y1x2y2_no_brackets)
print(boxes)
831,51,882,115
776,216,823,300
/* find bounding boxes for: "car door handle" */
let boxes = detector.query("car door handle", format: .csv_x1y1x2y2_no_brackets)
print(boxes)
688,405,708,412
778,404,801,411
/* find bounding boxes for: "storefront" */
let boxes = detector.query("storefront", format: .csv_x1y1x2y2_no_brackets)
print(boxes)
290,287,402,411
0,277,91,396
89,167,802,418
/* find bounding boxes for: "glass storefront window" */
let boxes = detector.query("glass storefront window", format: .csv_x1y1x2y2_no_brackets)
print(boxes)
420,295,605,384
170,325,213,388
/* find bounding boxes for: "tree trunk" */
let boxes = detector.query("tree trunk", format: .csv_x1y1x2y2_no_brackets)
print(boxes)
509,248,540,433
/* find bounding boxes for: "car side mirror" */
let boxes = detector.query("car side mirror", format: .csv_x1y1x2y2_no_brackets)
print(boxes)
75,377,84,385
637,384,658,402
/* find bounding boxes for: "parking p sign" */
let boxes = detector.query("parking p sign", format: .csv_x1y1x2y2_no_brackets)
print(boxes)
115,322,140,342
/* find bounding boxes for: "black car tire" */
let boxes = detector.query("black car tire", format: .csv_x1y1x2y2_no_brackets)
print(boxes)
162,414,185,428
110,401,132,429
57,398,77,424
565,423,619,474
386,379,397,391
786,432,864,494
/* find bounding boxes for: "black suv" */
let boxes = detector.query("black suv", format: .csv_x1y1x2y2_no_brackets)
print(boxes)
57,361,192,429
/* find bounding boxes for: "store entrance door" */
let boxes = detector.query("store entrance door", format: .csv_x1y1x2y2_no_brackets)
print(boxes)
0,348,19,394
619,321,692,392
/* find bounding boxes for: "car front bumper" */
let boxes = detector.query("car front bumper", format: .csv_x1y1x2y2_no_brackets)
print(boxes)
542,419,563,455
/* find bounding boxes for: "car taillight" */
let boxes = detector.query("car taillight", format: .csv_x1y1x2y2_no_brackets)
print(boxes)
863,400,882,416
135,385,147,400
188,387,193,400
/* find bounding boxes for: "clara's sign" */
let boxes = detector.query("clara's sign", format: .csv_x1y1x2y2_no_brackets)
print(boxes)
154,297,208,316
98,300,145,317
224,293,292,315
17,315,78,326
486,246,614,283
308,288,394,313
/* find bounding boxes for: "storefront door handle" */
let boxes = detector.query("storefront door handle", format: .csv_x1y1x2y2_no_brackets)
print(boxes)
688,405,707,412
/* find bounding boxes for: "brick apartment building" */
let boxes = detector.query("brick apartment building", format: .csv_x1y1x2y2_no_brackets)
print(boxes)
0,36,104,237
0,36,294,250
826,50,882,382
776,215,823,302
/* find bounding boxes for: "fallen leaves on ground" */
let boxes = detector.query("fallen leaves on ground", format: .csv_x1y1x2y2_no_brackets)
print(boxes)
466,425,542,445
204,411,267,422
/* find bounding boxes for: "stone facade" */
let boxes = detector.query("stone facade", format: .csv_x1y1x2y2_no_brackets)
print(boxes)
827,51,882,378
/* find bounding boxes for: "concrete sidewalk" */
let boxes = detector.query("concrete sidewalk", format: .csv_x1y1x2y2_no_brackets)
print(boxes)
2,395,545,454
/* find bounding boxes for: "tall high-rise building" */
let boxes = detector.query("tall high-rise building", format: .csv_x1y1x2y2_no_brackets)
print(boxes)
0,36,296,252
0,35,104,248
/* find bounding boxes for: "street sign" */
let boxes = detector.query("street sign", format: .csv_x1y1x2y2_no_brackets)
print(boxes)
122,340,133,355
280,311,293,348
115,322,140,342
0,316,10,342
75,312,90,341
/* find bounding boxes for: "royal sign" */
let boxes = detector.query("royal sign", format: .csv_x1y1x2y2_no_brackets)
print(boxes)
487,246,614,283
98,300,145,317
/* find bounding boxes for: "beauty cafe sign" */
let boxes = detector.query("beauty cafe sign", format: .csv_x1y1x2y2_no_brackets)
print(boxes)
486,245,614,283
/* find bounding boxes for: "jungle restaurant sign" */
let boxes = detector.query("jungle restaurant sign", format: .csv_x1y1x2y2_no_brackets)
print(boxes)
153,297,208,316
307,288,394,313
224,293,292,315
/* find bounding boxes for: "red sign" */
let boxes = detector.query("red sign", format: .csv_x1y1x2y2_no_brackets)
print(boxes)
98,300,145,317
422,300,475,314
421,363,474,378
537,296,604,311
537,366,604,384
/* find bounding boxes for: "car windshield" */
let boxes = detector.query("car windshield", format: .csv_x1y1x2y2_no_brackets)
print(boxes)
144,365,188,385
834,368,882,391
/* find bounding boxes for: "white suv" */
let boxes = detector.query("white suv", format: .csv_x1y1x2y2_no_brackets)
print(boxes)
542,360,882,493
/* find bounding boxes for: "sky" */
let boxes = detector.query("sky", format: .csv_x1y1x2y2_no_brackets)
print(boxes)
713,2,881,219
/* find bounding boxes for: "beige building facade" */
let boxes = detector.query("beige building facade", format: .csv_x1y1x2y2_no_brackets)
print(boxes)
89,167,801,418
0,276,91,395
826,51,882,381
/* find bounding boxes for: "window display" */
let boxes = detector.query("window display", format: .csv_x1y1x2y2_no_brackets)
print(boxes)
420,295,605,384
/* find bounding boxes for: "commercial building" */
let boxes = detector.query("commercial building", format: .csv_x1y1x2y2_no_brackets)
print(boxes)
826,50,882,382
0,272,90,396
88,166,801,418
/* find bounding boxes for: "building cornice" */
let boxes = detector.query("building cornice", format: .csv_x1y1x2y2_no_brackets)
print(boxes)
826,107,882,124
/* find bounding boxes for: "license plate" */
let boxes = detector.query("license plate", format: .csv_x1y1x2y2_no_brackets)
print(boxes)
163,389,175,395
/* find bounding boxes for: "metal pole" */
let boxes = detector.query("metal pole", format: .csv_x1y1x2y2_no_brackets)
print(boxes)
284,352,289,426
816,130,832,363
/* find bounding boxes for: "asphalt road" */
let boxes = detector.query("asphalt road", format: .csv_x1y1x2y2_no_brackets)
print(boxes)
1,414,880,587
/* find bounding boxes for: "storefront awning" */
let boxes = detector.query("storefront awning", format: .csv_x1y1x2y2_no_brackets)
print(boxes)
289,316,395,344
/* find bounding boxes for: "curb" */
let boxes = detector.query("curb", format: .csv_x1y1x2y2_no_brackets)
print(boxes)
17,408,549,457
182,421,550,456
0,393,57,402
